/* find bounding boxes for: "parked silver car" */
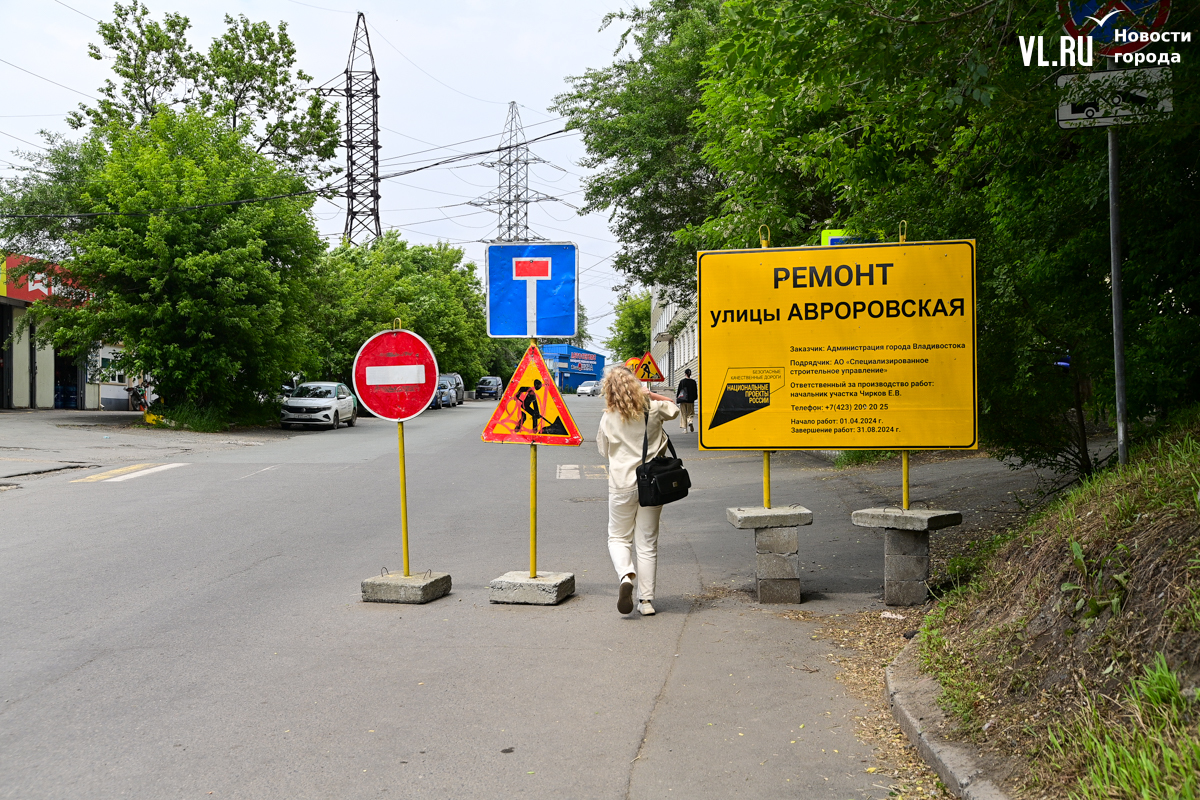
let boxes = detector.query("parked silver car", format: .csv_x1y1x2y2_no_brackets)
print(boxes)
576,380,601,396
441,373,465,403
280,382,357,429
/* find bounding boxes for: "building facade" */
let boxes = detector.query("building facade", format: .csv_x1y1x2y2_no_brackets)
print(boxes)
648,287,698,395
540,344,606,392
1,255,127,411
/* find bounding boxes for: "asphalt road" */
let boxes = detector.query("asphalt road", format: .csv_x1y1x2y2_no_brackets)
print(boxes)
0,402,1037,799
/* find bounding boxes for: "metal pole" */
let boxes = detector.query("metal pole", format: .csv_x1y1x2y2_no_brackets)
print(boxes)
530,443,538,578
902,450,910,510
1108,125,1129,466
763,451,771,508
398,421,410,576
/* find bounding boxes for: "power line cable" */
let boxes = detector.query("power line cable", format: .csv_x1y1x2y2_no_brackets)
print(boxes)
0,129,48,151
0,57,99,100
364,20,553,121
51,0,99,21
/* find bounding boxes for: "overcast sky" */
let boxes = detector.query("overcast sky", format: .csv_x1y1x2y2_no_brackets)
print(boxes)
3,0,633,352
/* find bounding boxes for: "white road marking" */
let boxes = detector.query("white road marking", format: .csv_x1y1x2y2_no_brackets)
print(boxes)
556,465,607,479
236,465,280,480
105,463,189,482
366,365,424,385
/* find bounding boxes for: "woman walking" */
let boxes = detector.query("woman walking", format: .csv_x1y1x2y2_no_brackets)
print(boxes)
596,365,680,615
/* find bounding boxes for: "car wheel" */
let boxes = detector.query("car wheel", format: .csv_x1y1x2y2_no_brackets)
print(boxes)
330,411,340,430
347,407,357,427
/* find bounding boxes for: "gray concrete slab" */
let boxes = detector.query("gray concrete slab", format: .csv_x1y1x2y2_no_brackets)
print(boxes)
726,505,813,529
489,570,575,605
852,507,963,531
362,570,451,603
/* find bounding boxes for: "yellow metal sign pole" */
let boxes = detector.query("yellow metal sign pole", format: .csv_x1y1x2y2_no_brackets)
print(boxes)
759,225,772,509
398,421,411,576
529,337,538,578
897,226,910,512
763,451,772,508
530,443,538,578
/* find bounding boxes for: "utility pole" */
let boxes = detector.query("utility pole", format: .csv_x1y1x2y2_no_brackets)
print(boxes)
470,102,556,242
323,13,381,244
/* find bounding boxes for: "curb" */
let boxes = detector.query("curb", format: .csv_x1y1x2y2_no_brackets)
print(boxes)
885,639,1015,800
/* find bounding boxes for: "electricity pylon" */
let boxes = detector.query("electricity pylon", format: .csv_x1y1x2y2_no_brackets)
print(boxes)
323,12,381,244
470,102,557,242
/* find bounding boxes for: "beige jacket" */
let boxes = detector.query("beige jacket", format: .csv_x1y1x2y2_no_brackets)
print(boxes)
597,400,680,491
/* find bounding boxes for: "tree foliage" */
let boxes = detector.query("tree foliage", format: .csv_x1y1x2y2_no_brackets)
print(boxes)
68,0,339,176
553,0,725,307
19,110,325,415
603,290,652,362
564,0,1200,474
311,232,492,388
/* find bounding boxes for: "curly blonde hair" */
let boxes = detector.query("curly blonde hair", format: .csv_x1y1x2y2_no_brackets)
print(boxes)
602,365,648,421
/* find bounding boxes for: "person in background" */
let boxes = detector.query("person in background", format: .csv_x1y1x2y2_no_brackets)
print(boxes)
596,365,680,616
675,369,697,432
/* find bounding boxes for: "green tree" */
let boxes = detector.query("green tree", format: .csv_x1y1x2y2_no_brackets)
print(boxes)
311,232,491,388
16,110,325,416
603,290,651,362
562,0,1199,474
69,0,339,175
553,0,724,308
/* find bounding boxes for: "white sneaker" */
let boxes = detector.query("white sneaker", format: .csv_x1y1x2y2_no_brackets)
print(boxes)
618,575,635,614
638,600,656,616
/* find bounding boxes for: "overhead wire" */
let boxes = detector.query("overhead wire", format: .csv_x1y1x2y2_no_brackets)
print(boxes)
364,20,554,120
0,57,99,100
50,0,99,22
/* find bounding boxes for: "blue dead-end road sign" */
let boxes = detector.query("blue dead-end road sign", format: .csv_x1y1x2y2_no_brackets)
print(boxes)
486,242,578,338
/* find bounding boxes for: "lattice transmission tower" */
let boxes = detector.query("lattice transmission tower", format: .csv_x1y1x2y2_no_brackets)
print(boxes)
470,102,558,242
322,13,381,244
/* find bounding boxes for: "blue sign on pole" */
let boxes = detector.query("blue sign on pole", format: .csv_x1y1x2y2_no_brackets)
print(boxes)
485,242,578,338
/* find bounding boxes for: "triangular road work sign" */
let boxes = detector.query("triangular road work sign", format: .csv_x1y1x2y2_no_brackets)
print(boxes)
482,345,583,446
634,351,664,382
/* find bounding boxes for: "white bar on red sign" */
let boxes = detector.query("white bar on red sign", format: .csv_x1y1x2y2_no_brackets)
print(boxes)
366,365,425,386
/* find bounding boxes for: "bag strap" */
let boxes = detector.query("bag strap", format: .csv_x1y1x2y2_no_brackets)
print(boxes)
642,409,678,466
642,411,650,465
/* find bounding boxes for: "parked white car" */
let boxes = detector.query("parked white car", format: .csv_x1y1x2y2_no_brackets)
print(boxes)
577,380,600,396
280,382,358,429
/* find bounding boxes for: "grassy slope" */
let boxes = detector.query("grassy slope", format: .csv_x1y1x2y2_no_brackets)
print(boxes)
917,407,1200,799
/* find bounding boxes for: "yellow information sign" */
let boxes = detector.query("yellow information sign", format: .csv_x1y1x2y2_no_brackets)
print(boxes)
698,241,976,450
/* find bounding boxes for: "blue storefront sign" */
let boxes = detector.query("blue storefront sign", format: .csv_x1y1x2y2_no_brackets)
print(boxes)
540,344,605,392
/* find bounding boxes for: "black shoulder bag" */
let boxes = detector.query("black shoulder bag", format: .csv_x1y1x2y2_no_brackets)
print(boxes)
636,411,691,507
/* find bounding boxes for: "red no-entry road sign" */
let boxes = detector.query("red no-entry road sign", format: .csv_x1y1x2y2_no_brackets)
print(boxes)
352,329,439,422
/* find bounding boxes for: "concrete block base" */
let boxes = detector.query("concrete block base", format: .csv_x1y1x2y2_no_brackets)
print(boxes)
727,506,813,530
852,508,959,606
489,571,575,605
757,578,803,604
885,580,929,606
754,527,802,603
361,571,452,604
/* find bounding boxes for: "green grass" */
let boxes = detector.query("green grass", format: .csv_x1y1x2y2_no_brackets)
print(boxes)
1049,654,1200,800
154,398,282,432
834,449,897,469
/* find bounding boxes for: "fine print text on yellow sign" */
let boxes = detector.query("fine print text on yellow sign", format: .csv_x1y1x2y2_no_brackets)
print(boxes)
697,241,977,450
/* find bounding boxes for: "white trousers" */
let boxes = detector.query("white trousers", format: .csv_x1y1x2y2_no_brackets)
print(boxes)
607,488,662,602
